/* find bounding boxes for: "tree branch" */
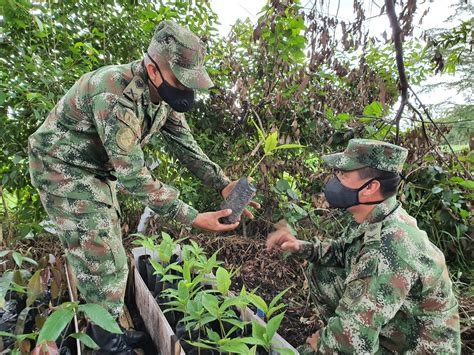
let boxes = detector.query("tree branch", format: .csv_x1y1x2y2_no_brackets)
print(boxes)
385,0,409,144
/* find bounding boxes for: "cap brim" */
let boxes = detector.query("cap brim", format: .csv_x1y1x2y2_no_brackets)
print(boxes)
322,153,366,171
170,63,214,90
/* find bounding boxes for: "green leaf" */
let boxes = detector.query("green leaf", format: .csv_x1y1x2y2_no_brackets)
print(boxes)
273,143,305,151
22,257,38,266
240,336,266,346
266,303,286,319
275,179,291,193
185,340,215,349
432,186,443,194
251,319,266,340
207,328,221,342
216,267,231,296
27,269,45,307
273,347,296,355
363,101,383,118
264,132,278,155
69,332,99,349
0,331,15,339
0,271,14,308
250,118,265,142
247,293,268,314
34,16,44,32
0,250,10,258
219,339,250,354
37,308,74,343
201,293,220,317
78,304,121,334
12,251,23,267
266,312,285,340
454,179,474,190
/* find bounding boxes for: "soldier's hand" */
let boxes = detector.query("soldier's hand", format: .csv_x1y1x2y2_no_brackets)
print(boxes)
306,331,321,351
193,209,239,232
266,221,301,253
221,178,261,219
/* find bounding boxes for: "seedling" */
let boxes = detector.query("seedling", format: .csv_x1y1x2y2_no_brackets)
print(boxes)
221,119,304,224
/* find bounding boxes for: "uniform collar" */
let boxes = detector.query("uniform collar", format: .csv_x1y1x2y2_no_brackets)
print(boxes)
365,195,399,224
126,60,153,107
345,196,399,243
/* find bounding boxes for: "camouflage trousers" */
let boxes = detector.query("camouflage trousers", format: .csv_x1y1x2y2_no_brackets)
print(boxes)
297,263,346,354
39,191,128,318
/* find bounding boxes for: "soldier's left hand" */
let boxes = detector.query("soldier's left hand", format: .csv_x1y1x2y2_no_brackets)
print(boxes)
221,178,261,219
306,331,320,351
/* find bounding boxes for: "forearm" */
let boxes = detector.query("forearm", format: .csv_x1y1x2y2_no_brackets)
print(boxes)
116,164,198,226
161,112,230,193
295,238,345,265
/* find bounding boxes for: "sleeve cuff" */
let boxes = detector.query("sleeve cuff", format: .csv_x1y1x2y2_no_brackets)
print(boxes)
214,173,231,194
173,200,199,226
149,199,199,226
296,241,316,260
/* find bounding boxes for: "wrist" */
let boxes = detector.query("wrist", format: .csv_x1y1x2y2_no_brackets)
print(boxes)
218,177,231,196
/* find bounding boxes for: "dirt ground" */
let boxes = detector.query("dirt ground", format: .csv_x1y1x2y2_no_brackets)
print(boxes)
7,227,472,353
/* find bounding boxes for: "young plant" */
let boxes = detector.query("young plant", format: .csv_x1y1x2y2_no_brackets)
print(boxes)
221,121,304,224
246,287,290,320
187,327,253,354
241,313,294,355
247,119,305,177
181,241,222,276
132,231,184,265
0,302,122,354
242,287,293,354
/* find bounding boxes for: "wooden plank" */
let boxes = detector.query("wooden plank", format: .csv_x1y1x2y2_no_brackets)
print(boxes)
133,266,185,355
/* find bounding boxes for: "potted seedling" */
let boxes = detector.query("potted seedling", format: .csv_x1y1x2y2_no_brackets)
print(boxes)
241,288,293,355
220,119,304,224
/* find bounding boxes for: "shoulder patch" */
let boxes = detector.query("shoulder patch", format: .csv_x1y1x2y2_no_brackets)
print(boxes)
123,76,145,102
342,278,368,307
364,222,383,244
117,110,141,138
116,127,136,152
168,110,190,130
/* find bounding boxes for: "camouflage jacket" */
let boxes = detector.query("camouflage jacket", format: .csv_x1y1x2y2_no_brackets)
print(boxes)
299,196,461,354
28,60,229,225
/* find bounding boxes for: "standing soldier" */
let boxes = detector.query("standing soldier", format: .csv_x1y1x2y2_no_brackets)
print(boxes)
267,139,460,354
28,20,257,353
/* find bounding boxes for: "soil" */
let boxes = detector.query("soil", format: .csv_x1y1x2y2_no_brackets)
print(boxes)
184,234,322,348
6,229,473,353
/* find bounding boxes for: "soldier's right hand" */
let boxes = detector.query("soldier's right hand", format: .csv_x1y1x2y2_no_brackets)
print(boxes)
193,209,239,232
266,224,301,253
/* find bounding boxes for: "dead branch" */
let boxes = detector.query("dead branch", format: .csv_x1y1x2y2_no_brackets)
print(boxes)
409,87,473,178
385,0,410,143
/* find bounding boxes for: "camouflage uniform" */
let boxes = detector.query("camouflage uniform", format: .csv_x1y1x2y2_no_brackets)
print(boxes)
297,140,460,354
28,21,229,317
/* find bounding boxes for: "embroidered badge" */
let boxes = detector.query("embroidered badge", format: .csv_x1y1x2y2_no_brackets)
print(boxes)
122,111,141,137
342,279,367,306
116,127,136,152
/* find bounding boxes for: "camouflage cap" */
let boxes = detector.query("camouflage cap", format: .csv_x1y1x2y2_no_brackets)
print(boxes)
148,20,213,90
322,139,408,173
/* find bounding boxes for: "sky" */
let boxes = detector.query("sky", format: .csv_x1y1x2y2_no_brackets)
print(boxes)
210,0,472,109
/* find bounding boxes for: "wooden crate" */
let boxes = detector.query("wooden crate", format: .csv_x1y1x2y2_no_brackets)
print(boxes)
130,248,299,354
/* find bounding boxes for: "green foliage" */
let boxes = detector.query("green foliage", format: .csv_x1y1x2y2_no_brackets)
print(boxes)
1,0,472,322
36,308,75,344
137,234,291,353
402,153,473,272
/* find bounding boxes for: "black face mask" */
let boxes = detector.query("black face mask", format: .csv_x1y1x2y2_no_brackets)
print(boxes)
146,53,195,113
323,175,386,209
